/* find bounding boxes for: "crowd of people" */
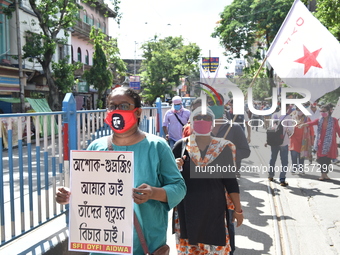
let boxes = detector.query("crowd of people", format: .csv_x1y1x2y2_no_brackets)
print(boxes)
55,88,339,255
264,101,340,184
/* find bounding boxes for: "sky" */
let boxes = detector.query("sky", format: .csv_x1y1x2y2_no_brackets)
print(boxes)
109,0,234,72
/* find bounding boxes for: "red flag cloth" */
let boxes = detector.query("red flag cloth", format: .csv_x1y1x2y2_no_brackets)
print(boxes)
266,0,340,101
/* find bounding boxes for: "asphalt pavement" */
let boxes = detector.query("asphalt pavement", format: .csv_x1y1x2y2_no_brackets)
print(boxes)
166,127,340,255
1,127,340,255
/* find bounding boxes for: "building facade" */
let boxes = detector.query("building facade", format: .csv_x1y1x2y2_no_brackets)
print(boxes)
71,0,116,110
0,0,116,112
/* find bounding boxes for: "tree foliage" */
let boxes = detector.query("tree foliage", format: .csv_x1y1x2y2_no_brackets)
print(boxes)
313,0,340,103
89,27,126,83
52,59,82,93
213,0,340,103
83,43,113,109
140,36,201,104
314,0,340,41
212,0,293,67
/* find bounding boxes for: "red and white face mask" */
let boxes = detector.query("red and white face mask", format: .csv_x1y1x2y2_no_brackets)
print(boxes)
105,108,139,133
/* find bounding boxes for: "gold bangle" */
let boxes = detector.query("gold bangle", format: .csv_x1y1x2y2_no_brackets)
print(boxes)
234,209,243,214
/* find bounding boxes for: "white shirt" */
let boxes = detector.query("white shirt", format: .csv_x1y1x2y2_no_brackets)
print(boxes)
272,112,293,146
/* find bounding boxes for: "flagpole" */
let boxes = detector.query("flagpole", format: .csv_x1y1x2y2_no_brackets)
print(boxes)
248,55,268,91
223,54,268,140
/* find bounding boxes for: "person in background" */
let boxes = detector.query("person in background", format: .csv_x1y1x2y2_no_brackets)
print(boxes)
251,102,261,132
208,93,249,254
308,102,321,163
56,87,186,254
265,104,294,187
302,103,340,180
226,99,251,143
289,109,314,174
80,104,88,128
262,104,271,130
182,98,202,138
209,94,251,178
172,106,243,254
163,96,191,148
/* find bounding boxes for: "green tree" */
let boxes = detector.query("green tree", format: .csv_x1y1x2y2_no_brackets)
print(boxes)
313,0,340,103
22,0,80,110
83,43,113,109
238,60,271,101
315,0,340,41
212,0,293,78
52,58,82,93
140,36,201,104
89,27,126,85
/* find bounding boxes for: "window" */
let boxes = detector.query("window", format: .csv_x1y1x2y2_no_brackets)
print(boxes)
59,46,64,60
102,22,106,34
83,10,87,23
58,45,69,61
90,14,94,26
71,46,74,62
21,0,32,10
77,47,82,62
97,19,101,29
24,31,42,57
85,50,89,65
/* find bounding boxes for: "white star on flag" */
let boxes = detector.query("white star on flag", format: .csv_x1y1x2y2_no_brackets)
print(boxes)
266,0,340,102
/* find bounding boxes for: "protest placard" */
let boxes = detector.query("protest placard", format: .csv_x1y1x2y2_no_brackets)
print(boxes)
68,150,134,254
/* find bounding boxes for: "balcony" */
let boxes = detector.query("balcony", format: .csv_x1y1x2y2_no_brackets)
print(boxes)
72,20,92,40
74,63,92,77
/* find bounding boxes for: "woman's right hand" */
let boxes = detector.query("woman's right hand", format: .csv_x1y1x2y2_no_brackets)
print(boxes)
175,155,186,170
56,187,71,205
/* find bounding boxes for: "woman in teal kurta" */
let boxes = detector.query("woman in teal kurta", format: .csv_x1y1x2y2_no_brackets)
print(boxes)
56,87,186,254
87,134,186,254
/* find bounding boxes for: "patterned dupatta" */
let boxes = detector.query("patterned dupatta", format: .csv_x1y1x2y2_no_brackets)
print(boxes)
300,116,313,159
317,116,333,155
186,134,236,167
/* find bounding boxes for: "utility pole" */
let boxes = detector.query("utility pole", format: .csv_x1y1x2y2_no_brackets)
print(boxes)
133,41,137,75
15,0,25,113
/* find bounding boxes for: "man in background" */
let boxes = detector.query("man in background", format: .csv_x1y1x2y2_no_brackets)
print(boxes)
162,96,190,148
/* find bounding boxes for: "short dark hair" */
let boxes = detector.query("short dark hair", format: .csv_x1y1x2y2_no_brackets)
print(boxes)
106,87,142,108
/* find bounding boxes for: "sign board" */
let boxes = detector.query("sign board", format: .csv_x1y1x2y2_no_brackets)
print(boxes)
69,150,134,254
129,76,140,90
78,81,89,93
202,57,219,72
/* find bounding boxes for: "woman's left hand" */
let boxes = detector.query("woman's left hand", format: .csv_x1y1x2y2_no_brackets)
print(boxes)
232,210,244,227
133,183,153,204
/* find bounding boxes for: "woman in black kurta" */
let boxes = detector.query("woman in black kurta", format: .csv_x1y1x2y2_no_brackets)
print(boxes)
172,106,243,254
